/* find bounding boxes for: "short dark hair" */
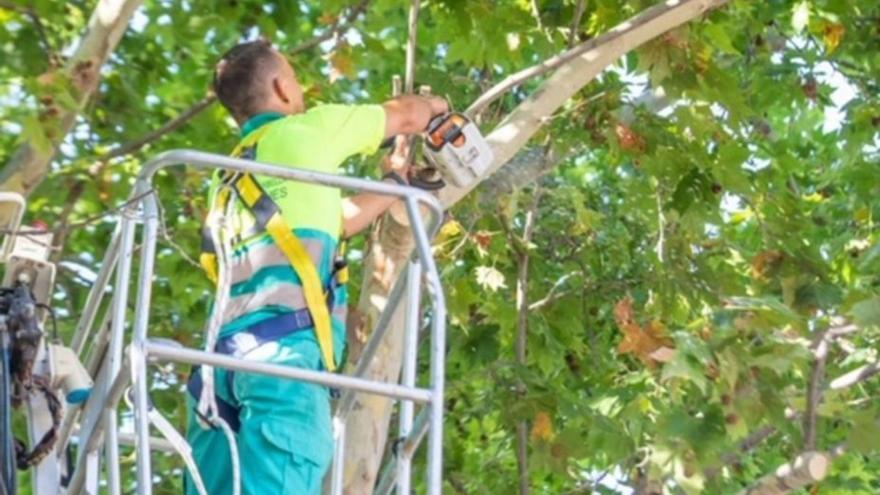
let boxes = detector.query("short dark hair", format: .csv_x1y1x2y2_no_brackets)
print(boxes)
212,39,280,122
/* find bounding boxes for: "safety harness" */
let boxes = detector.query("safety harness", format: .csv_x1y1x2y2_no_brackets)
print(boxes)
198,124,346,373
185,122,350,494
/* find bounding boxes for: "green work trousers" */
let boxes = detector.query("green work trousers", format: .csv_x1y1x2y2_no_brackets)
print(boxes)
184,332,334,495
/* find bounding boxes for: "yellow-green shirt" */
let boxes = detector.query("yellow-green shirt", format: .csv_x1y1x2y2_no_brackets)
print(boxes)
208,104,385,337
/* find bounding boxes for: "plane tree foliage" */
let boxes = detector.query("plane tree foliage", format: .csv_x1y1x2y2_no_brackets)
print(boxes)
0,0,878,493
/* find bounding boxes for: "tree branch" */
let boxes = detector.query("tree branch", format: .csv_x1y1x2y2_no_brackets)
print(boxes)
444,0,731,208
568,0,588,48
465,0,726,117
513,187,542,495
803,329,831,451
829,359,880,390
0,0,144,204
101,94,217,160
0,1,56,62
288,0,372,56
739,451,830,495
404,0,420,94
528,270,582,311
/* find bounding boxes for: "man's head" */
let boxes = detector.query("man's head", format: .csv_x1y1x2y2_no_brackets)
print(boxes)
213,39,304,124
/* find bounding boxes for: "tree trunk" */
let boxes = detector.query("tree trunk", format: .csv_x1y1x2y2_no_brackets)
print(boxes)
343,1,731,493
0,0,143,217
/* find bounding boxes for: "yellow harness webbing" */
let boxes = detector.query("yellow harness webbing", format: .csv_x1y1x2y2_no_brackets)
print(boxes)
200,126,338,372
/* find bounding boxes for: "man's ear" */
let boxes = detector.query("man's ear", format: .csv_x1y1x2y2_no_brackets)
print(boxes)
272,77,290,103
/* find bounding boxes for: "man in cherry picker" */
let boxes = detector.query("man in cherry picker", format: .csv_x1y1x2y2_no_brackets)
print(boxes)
185,39,448,495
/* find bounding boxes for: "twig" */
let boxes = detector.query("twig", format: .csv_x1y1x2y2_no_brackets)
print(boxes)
154,193,202,270
101,95,217,160
0,1,54,63
568,0,587,48
705,425,779,480
50,179,88,261
530,0,545,33
404,0,420,94
528,270,582,311
654,188,665,263
288,0,372,56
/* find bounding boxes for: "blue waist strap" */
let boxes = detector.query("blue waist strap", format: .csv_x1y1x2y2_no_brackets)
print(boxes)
216,309,314,357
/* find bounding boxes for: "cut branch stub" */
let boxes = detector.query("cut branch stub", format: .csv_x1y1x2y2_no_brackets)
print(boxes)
740,452,830,495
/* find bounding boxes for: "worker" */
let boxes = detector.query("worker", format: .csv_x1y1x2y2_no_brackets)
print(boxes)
184,39,448,495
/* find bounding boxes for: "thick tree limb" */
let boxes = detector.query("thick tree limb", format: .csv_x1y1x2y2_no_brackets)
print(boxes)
0,0,144,200
479,147,559,200
465,0,725,117
446,0,730,208
739,451,830,495
344,1,731,493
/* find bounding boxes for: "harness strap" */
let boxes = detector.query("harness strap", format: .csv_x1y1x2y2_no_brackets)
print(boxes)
199,123,339,372
187,370,241,432
237,174,336,370
216,309,315,357
148,405,209,495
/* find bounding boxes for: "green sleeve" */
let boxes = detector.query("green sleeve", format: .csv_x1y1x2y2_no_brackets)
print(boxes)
314,104,386,161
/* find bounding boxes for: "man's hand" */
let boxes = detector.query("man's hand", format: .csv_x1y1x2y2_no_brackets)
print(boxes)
382,95,449,139
381,138,411,179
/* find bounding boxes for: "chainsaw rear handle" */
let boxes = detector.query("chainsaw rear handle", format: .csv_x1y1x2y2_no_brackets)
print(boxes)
425,113,468,151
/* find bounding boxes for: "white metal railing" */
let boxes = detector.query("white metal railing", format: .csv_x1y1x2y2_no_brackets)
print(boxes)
62,150,448,495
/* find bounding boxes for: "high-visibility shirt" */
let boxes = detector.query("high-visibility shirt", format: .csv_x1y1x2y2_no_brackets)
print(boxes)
207,104,386,361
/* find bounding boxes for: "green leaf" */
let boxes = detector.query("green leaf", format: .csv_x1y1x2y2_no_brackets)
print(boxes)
850,296,880,328
703,24,739,55
847,412,880,454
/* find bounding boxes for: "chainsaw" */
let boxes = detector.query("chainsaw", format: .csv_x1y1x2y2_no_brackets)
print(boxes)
381,111,494,190
422,112,494,189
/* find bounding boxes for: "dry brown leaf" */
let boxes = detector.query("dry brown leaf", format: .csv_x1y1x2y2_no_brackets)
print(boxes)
823,23,845,53
328,50,356,83
615,297,675,367
530,411,554,441
750,250,784,280
615,123,646,153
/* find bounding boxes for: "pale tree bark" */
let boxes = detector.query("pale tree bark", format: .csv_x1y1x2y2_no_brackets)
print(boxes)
441,0,729,209
0,0,144,209
738,452,830,495
342,1,731,493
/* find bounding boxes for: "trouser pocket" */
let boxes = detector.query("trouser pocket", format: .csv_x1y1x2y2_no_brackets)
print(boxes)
236,418,325,495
